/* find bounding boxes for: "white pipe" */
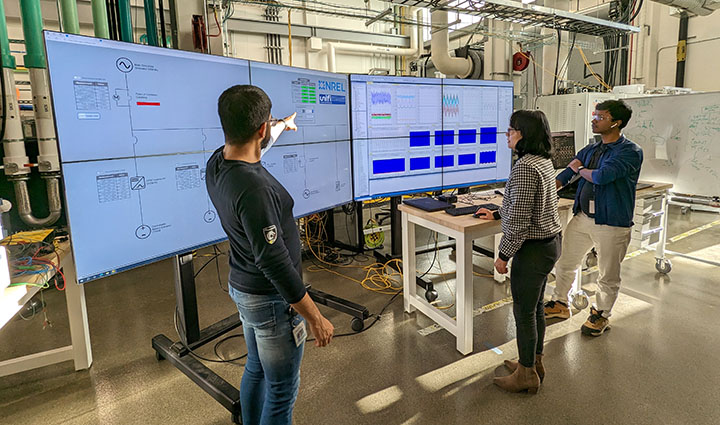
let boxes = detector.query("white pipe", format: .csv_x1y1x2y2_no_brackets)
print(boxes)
490,20,512,81
633,7,648,83
415,8,423,62
2,67,30,176
326,7,421,73
430,10,472,78
29,68,60,173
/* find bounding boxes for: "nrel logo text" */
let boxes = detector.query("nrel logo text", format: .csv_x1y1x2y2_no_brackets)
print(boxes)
319,94,346,105
318,80,346,92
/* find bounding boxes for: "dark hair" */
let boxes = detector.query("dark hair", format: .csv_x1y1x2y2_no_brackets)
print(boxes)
510,110,552,159
217,85,272,145
596,99,632,129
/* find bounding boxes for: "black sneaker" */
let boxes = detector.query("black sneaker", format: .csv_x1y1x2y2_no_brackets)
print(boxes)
581,307,610,336
544,300,571,319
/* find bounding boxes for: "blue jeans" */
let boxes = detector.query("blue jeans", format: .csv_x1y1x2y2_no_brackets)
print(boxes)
229,287,305,425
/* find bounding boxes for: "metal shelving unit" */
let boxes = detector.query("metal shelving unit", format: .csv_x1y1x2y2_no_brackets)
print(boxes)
388,0,640,36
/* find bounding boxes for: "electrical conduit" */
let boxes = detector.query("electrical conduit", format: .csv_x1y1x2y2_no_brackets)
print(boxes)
117,0,133,42
92,0,110,38
144,0,159,46
60,0,80,34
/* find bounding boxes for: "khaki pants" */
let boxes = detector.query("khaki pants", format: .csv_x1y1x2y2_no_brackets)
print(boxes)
552,212,632,317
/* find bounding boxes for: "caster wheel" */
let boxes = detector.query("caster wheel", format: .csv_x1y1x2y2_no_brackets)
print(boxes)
351,317,365,332
425,289,438,302
231,412,242,424
571,291,590,310
656,259,672,274
681,207,689,215
154,351,164,361
585,251,598,269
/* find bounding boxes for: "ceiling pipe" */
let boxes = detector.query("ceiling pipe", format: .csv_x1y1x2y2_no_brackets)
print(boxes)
326,8,422,73
430,9,472,78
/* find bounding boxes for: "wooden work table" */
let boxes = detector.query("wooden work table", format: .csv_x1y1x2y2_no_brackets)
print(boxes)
0,240,92,376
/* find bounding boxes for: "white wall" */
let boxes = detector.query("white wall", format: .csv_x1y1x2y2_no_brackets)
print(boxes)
226,0,400,74
638,3,720,90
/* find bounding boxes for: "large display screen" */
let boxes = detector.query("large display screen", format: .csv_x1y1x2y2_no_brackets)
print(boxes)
46,32,244,283
250,62,352,217
350,75,513,200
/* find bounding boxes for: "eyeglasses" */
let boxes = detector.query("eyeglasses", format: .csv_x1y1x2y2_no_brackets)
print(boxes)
591,113,611,121
505,127,519,136
267,117,283,126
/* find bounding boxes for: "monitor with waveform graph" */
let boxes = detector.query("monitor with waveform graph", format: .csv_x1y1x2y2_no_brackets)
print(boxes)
439,78,514,190
350,75,514,200
350,74,444,199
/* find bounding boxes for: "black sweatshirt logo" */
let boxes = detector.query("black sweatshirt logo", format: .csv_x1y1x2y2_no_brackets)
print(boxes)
263,225,278,245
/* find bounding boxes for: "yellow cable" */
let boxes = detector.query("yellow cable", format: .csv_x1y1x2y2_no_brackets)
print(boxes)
577,46,613,91
513,48,610,93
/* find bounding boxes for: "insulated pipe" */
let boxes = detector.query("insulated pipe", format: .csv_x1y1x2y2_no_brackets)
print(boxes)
117,0,133,42
0,0,29,177
143,0,158,46
430,10,472,78
326,8,421,73
490,20,512,81
60,0,80,34
18,0,63,226
14,178,62,227
92,0,110,38
19,0,45,68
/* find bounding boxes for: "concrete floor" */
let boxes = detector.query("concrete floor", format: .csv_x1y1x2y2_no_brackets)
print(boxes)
2,204,720,425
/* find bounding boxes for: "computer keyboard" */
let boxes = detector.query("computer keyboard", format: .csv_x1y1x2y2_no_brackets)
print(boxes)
445,203,500,216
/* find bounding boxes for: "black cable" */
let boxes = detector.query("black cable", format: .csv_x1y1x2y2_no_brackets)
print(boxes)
629,0,644,22
158,0,168,47
213,334,248,362
418,232,438,279
553,29,561,95
212,245,227,292
306,290,403,342
193,252,222,278
0,42,6,145
173,307,244,364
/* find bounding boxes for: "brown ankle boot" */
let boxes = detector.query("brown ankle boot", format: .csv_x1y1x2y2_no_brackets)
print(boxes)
503,354,545,382
494,363,541,393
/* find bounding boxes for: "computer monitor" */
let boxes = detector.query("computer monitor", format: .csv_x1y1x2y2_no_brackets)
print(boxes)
350,75,444,200
249,62,352,217
350,75,513,200
550,131,576,169
439,78,513,189
45,31,246,283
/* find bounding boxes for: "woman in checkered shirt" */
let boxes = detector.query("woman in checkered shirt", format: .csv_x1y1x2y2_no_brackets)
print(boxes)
476,110,562,394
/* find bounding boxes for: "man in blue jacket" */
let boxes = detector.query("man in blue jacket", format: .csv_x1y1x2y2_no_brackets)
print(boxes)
544,99,643,336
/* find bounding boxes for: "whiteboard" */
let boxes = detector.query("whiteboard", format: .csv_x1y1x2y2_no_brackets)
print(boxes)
623,92,720,197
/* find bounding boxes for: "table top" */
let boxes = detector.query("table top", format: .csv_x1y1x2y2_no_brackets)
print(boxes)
637,181,673,196
399,195,574,233
399,180,672,233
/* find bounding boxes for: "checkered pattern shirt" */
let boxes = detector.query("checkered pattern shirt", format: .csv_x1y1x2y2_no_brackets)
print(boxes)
498,154,562,261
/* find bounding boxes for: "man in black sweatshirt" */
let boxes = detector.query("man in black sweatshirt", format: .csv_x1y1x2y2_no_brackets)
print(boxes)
206,85,334,425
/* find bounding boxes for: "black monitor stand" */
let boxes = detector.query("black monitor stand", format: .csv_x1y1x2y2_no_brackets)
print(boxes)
152,253,243,423
152,249,371,424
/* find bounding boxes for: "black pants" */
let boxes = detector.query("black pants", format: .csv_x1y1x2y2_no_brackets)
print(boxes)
510,234,561,368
